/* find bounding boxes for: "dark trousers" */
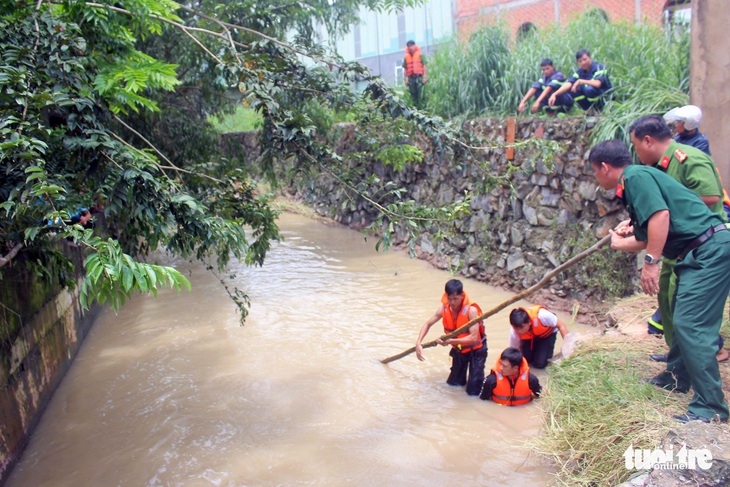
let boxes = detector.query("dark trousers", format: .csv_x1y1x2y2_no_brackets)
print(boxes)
573,84,606,111
539,91,574,112
520,333,557,369
447,342,488,395
407,75,424,108
665,230,730,420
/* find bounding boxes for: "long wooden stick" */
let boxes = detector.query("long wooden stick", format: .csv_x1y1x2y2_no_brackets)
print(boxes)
380,234,611,364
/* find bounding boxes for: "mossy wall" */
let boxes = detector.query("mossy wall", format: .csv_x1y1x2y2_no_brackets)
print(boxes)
0,244,99,485
221,117,641,305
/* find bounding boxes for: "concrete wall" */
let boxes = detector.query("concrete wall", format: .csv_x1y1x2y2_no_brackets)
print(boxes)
0,245,99,485
690,0,730,187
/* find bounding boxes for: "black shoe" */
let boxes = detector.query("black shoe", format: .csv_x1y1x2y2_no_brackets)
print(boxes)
642,376,689,393
673,412,713,424
650,354,669,362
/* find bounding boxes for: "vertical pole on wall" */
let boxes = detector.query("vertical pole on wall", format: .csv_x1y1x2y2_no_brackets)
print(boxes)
506,116,516,161
635,0,641,24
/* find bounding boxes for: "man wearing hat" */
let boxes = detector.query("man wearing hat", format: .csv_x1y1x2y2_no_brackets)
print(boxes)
664,104,711,155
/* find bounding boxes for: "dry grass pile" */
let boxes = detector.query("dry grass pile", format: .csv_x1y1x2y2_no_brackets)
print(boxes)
535,298,730,486
534,335,683,486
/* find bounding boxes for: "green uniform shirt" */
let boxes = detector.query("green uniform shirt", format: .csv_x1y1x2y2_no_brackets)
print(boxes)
619,165,724,259
655,140,726,220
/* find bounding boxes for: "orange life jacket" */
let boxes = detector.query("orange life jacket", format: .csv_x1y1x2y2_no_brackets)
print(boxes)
404,46,424,77
441,292,484,354
519,305,556,339
492,357,533,406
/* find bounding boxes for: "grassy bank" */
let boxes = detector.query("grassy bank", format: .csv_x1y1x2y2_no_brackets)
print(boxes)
536,297,730,486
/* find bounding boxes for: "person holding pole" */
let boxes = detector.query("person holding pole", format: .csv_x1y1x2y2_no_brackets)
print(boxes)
589,139,730,423
415,279,487,396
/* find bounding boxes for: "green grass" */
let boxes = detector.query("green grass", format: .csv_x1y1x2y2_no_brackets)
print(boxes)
210,105,263,133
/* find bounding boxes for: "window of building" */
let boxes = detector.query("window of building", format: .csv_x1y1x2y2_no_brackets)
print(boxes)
394,65,404,85
354,25,362,58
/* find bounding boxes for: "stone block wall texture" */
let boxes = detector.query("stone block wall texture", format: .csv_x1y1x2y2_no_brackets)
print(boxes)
221,117,639,303
0,244,99,485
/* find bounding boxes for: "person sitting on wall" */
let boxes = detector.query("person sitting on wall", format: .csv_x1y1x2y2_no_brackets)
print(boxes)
415,279,487,396
517,58,574,116
479,347,541,406
549,49,611,112
509,305,569,369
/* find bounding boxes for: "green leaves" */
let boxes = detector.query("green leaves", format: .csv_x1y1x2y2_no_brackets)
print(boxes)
2,0,492,328
95,51,180,114
80,238,191,312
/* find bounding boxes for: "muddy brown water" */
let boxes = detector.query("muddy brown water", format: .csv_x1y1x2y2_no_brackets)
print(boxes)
7,212,590,486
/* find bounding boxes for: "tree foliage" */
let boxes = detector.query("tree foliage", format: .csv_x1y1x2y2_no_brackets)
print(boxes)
3,0,492,324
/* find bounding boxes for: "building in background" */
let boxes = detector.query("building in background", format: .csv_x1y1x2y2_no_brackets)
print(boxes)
455,0,691,41
329,0,453,87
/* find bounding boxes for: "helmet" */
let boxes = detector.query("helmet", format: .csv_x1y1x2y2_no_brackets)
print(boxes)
663,105,702,130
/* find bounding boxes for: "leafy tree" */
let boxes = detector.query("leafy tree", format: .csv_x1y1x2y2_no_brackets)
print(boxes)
2,0,479,324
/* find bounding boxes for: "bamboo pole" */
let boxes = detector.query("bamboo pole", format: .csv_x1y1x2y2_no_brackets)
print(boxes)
380,234,611,364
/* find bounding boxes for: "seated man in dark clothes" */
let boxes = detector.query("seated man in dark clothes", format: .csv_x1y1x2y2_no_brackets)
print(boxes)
480,347,541,406
517,58,573,115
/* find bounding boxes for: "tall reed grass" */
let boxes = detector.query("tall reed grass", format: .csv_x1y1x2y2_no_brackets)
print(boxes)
426,13,690,134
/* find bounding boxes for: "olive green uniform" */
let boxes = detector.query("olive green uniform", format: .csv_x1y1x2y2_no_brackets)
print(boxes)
653,141,726,348
620,165,730,420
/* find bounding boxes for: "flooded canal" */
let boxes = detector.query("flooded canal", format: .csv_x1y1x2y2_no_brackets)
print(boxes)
6,212,585,486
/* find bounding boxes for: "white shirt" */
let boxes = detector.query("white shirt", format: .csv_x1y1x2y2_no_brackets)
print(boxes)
509,308,558,348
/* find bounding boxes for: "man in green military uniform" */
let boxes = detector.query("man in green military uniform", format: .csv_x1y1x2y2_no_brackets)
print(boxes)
628,115,727,368
590,139,730,423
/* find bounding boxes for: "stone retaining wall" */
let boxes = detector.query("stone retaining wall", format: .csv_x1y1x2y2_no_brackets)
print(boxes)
223,117,639,304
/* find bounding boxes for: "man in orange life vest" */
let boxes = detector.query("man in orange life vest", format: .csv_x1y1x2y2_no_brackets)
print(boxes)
480,347,541,405
415,279,487,395
509,305,569,369
402,40,427,108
